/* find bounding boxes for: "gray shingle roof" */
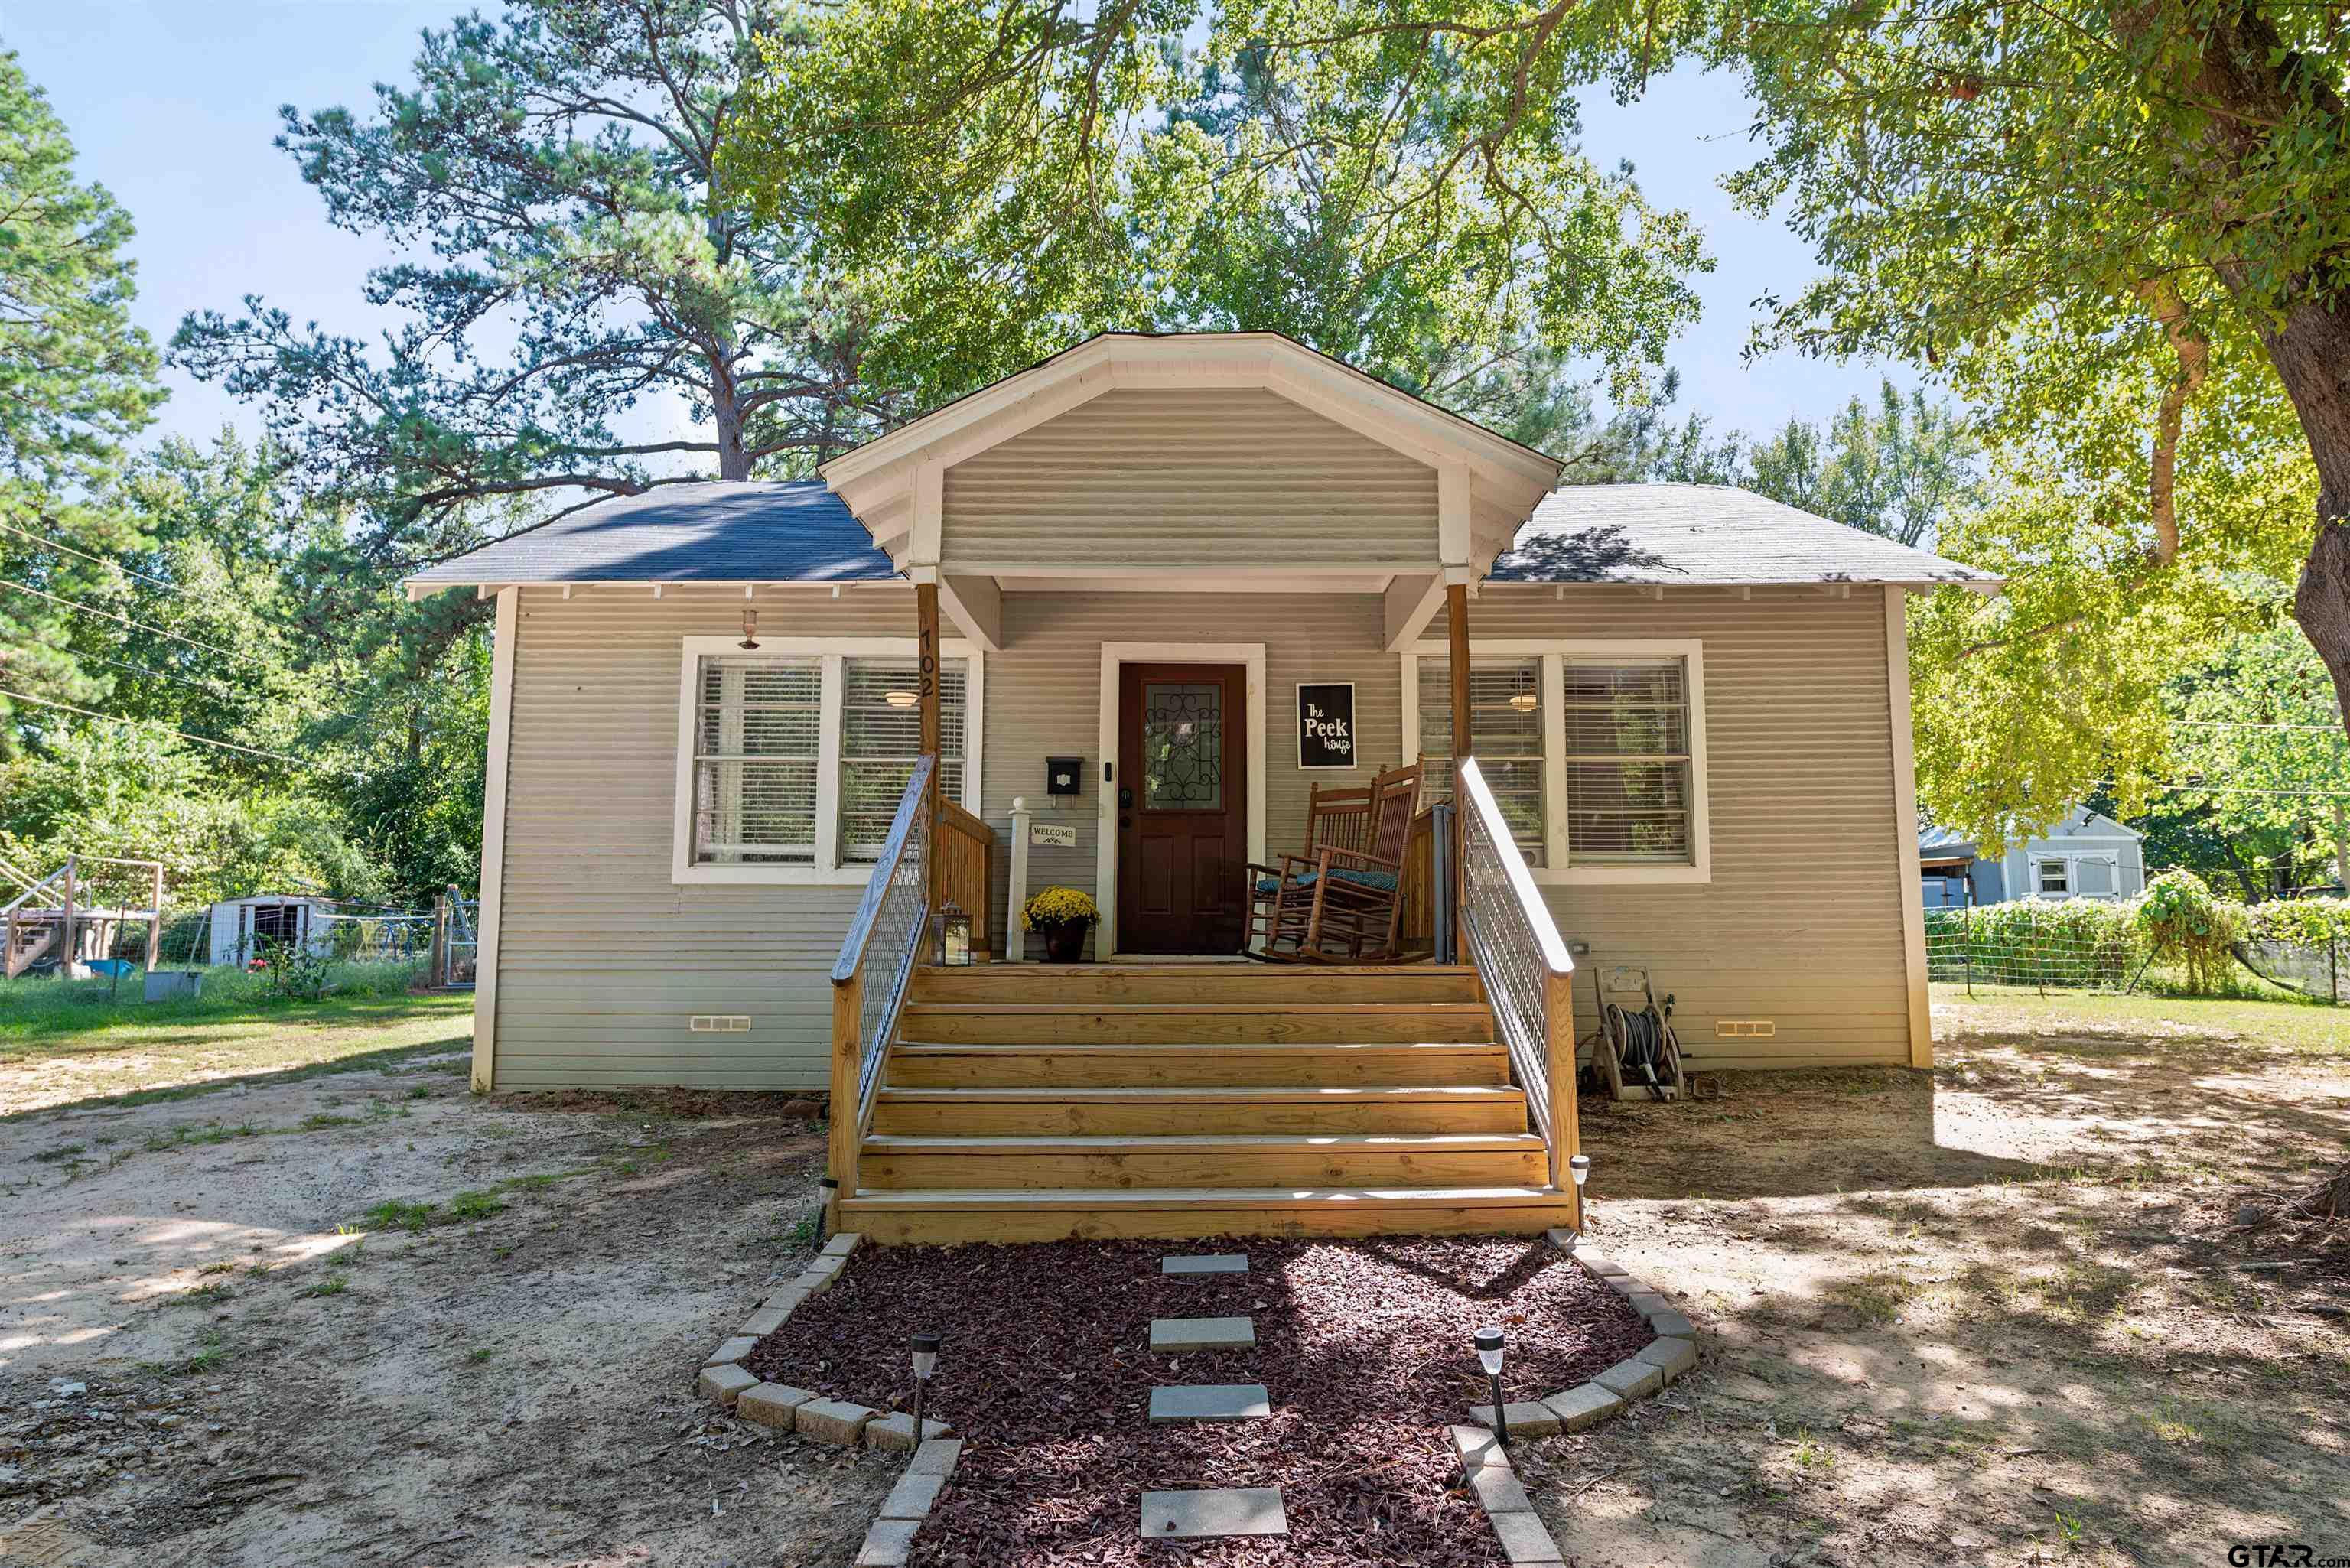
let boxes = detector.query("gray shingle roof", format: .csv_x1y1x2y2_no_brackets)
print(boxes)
405,481,895,587
1491,484,2001,588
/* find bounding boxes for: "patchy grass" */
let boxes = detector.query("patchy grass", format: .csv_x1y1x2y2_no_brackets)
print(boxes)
360,1199,439,1233
1929,981,2348,1055
0,966,470,1117
303,1274,350,1299
447,1189,504,1222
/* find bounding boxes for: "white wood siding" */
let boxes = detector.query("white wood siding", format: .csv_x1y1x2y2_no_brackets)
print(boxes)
486,583,1913,1088
942,388,1438,568
492,586,912,1090
1472,588,1913,1069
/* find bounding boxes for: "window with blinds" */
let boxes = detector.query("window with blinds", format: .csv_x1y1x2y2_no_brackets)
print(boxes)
693,657,821,864
1561,658,1692,864
688,652,970,870
1417,659,1547,866
839,658,968,863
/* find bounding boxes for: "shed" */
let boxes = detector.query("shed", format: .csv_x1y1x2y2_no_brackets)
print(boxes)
1919,807,2145,906
205,896,336,966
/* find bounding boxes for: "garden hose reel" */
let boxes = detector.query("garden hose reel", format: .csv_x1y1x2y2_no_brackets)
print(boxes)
1583,965,1688,1103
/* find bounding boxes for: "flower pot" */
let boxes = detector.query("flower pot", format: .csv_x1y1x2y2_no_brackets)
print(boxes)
1041,922,1089,963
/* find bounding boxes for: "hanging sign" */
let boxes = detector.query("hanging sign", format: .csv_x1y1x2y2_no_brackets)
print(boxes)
1296,682,1357,770
1029,821,1078,848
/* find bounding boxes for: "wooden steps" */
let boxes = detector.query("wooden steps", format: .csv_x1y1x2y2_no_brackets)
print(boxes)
841,963,1568,1243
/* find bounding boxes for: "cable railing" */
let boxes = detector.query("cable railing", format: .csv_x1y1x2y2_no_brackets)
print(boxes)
826,754,935,1215
1456,756,1578,1193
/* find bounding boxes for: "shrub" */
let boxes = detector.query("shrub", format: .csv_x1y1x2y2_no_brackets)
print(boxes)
2245,896,2350,949
2136,870,2245,993
1927,898,2145,987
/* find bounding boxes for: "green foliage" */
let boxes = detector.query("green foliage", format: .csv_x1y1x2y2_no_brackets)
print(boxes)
1925,900,2146,989
0,48,167,733
730,0,1710,422
255,935,330,1002
1740,380,1980,548
2244,898,2350,949
1703,0,2350,776
2137,870,2245,993
173,0,884,538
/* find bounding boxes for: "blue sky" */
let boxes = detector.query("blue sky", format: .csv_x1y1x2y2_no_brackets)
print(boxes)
5,1,1917,462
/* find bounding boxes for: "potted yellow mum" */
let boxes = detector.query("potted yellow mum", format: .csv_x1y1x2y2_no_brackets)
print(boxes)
1022,886,1099,963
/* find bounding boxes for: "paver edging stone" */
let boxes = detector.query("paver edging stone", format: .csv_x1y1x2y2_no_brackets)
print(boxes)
690,1233,957,1453
1446,1232,1707,1561
852,1440,964,1566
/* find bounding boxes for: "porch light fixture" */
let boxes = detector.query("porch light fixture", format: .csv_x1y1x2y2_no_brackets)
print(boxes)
910,1331,941,1436
1475,1326,1510,1451
884,689,920,708
739,608,760,650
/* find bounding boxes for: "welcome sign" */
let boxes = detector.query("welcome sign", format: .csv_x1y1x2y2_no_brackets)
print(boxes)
1296,682,1357,770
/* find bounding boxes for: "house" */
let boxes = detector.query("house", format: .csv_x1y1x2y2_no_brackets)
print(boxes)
1918,808,2147,907
406,331,2000,1241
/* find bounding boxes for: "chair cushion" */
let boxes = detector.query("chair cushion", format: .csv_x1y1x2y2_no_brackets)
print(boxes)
1255,867,1398,896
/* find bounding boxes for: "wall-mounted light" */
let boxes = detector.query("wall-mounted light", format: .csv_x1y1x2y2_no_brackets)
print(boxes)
739,609,760,650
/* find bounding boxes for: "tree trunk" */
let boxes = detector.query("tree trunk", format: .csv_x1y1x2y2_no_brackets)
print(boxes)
2259,299,2350,750
713,389,750,481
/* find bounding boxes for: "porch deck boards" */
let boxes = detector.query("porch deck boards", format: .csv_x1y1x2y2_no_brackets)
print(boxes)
841,962,1572,1243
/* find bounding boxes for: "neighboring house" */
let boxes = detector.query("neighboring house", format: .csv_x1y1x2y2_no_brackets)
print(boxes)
205,895,334,967
410,330,1999,1104
1919,808,2147,906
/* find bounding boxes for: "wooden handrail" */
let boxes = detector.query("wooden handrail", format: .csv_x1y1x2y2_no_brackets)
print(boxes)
1,863,70,920
1457,758,1580,1223
830,755,936,984
826,755,937,1228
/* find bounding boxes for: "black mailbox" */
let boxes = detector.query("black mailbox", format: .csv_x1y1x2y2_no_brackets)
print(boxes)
1045,756,1083,797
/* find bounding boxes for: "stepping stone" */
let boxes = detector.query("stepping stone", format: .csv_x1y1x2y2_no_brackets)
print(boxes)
1150,1316,1256,1352
1148,1383,1271,1422
1162,1254,1248,1275
1140,1487,1288,1540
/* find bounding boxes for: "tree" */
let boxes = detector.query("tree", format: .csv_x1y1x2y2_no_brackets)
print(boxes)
727,1,1713,415
0,49,165,739
1742,379,1979,548
172,0,890,562
1704,0,2350,743
2165,622,2350,893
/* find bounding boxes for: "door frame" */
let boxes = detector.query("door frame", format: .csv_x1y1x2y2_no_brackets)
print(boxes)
1095,642,1267,958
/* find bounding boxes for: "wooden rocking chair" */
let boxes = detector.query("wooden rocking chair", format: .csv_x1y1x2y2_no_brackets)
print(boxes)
1243,779,1372,955
1258,760,1424,965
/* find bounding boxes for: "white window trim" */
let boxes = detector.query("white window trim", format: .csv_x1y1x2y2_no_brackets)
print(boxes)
672,636,985,886
2033,852,2124,899
1401,638,1711,886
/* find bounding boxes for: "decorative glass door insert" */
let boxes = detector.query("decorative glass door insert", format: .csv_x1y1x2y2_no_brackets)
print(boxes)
1141,682,1223,809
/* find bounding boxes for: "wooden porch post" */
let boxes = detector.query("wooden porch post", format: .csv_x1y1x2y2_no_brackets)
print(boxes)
916,579,942,908
828,969,863,1229
1446,584,1470,958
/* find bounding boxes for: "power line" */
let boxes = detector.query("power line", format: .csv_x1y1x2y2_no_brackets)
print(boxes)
0,686,337,773
2173,719,2345,734
37,640,242,702
0,518,184,594
2099,777,2350,799
0,576,285,672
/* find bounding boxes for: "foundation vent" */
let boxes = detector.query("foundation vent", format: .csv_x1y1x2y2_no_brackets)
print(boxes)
689,1015,753,1033
1715,1020,1776,1039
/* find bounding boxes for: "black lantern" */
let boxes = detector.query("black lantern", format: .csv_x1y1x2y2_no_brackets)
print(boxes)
935,902,972,966
910,1331,941,1436
1475,1326,1510,1451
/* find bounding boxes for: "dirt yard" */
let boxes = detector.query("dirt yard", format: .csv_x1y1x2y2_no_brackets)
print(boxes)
0,981,2342,1567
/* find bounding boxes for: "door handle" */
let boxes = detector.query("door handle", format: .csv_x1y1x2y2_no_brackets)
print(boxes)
1118,787,1134,808
1118,815,1133,830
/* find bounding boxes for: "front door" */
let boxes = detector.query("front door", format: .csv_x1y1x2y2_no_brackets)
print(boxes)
1116,662,1248,954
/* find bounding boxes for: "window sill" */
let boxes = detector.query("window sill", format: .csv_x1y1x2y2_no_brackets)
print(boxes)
1535,864,1711,886
673,865,876,886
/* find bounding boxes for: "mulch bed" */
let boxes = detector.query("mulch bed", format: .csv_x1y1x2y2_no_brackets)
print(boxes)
744,1235,1652,1566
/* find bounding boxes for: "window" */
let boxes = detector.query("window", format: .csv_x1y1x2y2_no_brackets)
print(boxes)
1560,659,1692,864
675,638,981,883
1415,659,1546,864
2036,859,2069,897
2074,857,2116,898
1402,641,1709,883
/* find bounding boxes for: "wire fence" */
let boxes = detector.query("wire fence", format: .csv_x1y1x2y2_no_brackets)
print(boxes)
1926,901,2346,1002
